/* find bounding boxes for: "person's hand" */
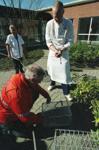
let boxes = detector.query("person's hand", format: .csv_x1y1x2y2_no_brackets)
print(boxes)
60,46,65,51
55,50,62,58
25,121,33,128
46,97,51,104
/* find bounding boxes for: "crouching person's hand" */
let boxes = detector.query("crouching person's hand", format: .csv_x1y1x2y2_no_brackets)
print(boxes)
32,113,43,124
25,112,44,127
46,96,51,104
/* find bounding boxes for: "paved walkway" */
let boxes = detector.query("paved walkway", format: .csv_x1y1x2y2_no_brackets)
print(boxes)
0,49,99,113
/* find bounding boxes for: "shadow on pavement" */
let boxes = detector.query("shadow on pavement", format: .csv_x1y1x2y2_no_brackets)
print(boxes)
0,136,47,150
0,101,95,150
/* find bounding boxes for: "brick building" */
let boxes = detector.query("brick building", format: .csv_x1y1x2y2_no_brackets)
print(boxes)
0,0,99,48
42,0,99,44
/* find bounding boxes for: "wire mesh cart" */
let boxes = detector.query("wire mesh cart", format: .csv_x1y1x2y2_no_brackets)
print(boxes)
53,129,99,150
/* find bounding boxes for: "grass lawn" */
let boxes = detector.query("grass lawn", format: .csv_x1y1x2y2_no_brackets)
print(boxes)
0,49,44,71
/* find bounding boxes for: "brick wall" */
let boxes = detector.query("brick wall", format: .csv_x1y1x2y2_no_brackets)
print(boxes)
46,2,99,42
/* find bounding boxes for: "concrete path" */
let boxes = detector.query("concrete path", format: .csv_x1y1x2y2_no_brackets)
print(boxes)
0,49,99,113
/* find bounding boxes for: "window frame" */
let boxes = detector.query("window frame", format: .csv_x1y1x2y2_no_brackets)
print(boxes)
78,16,99,44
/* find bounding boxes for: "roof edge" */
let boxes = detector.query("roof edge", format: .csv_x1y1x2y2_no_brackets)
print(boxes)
37,0,97,11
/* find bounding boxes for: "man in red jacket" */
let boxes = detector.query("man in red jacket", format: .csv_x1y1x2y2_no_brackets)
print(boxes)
0,64,51,139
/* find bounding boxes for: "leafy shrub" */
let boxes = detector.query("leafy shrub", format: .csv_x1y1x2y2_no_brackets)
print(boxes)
71,74,99,104
91,130,99,145
70,43,99,66
91,100,99,127
71,74,99,130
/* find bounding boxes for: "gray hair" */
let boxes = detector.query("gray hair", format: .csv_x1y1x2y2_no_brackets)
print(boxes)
25,65,45,80
9,24,17,30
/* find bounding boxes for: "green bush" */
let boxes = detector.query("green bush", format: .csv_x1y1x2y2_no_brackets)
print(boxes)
91,100,99,127
71,74,99,104
0,49,44,71
91,130,99,145
70,43,99,66
71,74,99,129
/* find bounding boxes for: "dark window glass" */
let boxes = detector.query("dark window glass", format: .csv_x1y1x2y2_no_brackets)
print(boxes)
78,35,88,40
91,17,99,34
90,35,99,41
78,18,90,34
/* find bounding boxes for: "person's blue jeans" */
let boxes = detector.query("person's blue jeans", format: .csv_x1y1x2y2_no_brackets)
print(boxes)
61,84,69,95
50,80,70,95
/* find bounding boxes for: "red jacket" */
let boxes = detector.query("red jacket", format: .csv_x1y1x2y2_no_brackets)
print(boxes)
0,73,49,125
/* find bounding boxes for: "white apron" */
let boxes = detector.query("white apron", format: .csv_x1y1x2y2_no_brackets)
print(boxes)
47,49,72,84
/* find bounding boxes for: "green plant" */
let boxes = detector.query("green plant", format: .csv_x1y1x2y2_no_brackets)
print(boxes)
0,49,44,70
70,43,99,66
23,49,44,65
71,74,99,104
91,100,99,127
91,129,99,145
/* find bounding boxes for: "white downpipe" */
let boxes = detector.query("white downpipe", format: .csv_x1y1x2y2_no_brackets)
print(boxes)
88,18,93,43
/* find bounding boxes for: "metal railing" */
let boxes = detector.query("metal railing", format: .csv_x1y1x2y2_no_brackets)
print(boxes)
53,129,99,150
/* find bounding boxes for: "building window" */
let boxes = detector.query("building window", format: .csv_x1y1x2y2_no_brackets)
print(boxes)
78,16,99,44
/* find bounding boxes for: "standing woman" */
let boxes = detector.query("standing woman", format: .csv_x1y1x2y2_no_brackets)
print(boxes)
45,1,74,101
6,24,24,73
